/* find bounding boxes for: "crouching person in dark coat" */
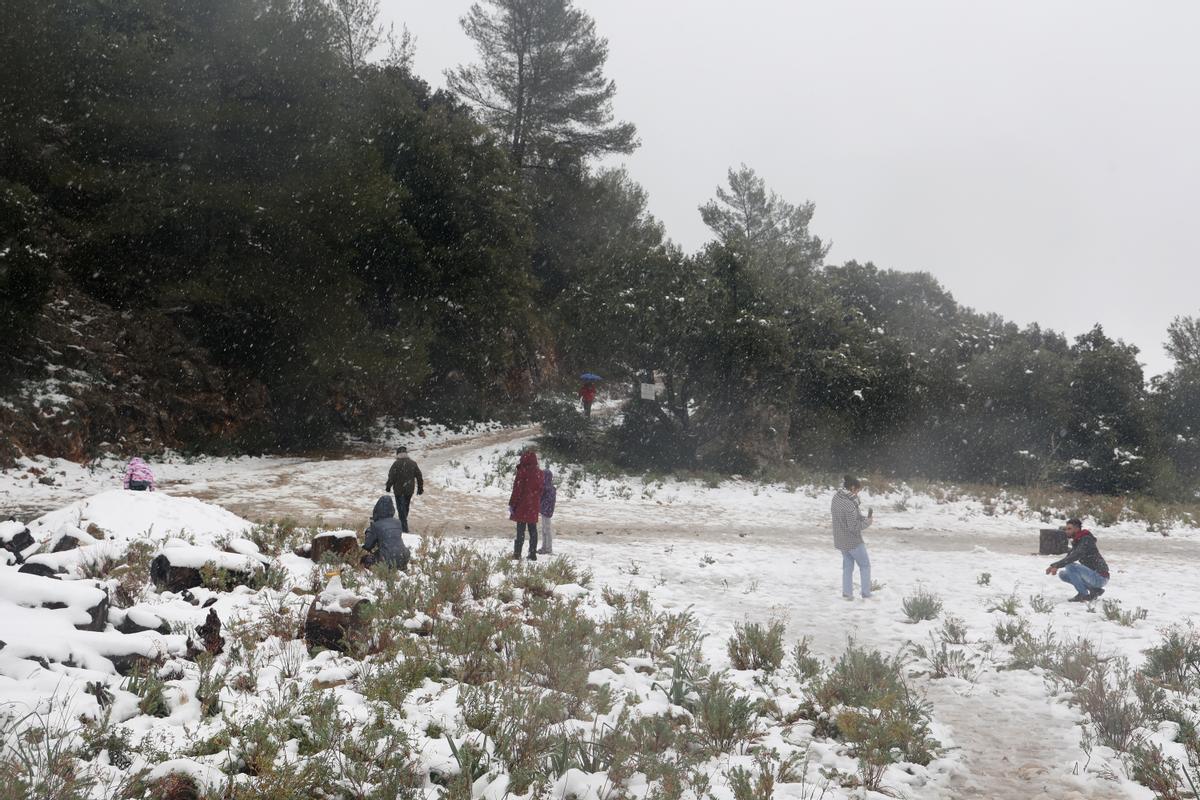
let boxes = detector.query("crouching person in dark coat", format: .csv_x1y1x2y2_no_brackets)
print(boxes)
1046,518,1109,602
363,495,410,570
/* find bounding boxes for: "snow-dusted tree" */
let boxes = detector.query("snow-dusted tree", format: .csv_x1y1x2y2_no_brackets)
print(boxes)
447,0,637,169
1165,314,1200,369
328,0,385,71
699,164,829,284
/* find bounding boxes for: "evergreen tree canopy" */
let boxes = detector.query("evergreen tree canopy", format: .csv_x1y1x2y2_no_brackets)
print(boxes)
447,0,637,169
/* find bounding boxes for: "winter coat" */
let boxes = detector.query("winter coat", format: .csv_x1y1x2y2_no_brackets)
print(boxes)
508,451,544,524
386,456,423,497
123,458,156,491
540,469,557,518
579,384,597,403
830,488,871,551
1051,530,1109,578
363,495,410,569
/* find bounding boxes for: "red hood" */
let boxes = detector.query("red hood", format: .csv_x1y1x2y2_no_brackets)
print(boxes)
519,451,539,469
1071,528,1093,541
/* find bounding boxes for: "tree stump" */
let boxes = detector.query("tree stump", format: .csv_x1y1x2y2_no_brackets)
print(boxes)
18,562,61,578
194,608,224,656
115,608,171,635
304,579,370,652
150,555,203,592
51,532,84,552
0,525,33,564
150,553,253,593
310,531,361,564
81,590,110,632
1039,528,1069,555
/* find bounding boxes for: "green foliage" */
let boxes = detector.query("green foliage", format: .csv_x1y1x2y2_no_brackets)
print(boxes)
790,637,823,682
1101,599,1149,627
902,588,943,623
1142,627,1200,694
727,619,786,672
994,617,1030,645
686,673,760,756
448,0,637,169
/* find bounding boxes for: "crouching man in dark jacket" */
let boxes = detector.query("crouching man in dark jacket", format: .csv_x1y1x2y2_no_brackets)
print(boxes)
1045,518,1109,602
363,495,410,570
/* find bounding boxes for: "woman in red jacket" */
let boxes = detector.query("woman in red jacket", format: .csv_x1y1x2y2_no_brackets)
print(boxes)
509,449,545,560
579,382,597,418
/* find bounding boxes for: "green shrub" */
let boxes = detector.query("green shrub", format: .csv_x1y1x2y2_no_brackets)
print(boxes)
535,397,601,458
816,642,907,711
902,588,943,623
789,637,822,682
939,615,968,645
687,673,760,756
909,633,982,681
995,618,1030,645
1028,594,1054,614
1102,599,1148,627
727,619,786,672
1143,627,1200,694
988,594,1022,616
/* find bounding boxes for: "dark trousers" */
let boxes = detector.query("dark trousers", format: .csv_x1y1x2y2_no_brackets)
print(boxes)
514,522,538,556
395,493,413,533
583,399,593,418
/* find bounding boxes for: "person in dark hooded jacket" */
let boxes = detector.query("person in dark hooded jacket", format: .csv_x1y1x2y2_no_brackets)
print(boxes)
1046,518,1109,601
385,446,423,533
363,495,410,570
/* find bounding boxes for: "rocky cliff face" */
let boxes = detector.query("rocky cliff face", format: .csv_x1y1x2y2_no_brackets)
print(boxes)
1,287,271,465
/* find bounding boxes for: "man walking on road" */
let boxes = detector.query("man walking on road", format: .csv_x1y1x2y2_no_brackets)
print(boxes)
385,446,424,533
831,475,874,600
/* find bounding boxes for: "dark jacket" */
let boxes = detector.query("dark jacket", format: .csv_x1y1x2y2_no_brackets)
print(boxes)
1051,530,1109,578
386,456,423,497
509,451,544,524
364,495,410,569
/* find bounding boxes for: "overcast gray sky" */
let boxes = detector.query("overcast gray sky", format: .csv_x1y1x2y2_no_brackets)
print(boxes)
379,0,1199,378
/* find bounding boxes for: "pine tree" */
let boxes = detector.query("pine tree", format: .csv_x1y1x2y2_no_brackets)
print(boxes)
447,0,637,169
699,164,829,285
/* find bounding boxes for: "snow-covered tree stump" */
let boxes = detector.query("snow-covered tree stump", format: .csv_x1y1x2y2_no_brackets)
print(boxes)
1039,528,1069,555
0,522,33,564
304,577,370,653
150,546,260,593
309,531,361,564
194,608,224,656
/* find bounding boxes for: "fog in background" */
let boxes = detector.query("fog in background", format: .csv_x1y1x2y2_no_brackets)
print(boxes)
381,0,1200,378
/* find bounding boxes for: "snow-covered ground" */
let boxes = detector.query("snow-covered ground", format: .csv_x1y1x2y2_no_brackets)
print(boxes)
3,423,1197,798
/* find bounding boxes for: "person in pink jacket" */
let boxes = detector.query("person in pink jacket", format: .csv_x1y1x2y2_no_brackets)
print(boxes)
123,457,156,491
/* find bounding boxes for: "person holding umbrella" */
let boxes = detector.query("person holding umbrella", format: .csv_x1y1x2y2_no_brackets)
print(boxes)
579,373,601,418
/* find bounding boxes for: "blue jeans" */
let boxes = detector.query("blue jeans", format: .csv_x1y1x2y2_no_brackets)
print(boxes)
842,544,871,598
1059,563,1108,595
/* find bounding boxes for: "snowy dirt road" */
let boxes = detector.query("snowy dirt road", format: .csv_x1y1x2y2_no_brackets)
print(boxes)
5,423,1192,799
